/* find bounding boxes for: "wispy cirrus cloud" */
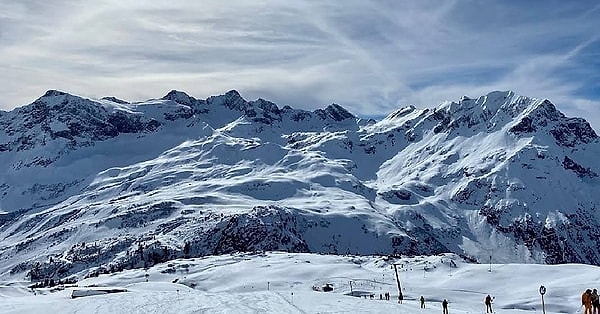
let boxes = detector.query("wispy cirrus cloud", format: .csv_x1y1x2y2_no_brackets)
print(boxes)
1,0,599,130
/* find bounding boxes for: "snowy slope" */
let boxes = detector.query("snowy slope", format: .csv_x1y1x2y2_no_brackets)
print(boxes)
1,252,597,314
0,89,598,282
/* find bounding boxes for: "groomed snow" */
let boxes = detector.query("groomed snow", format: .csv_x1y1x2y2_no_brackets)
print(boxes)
1,252,596,313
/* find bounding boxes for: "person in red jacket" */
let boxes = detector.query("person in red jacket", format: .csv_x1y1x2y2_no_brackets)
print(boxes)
583,289,593,314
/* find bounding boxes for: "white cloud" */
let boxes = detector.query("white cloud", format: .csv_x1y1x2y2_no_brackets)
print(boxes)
0,1,599,131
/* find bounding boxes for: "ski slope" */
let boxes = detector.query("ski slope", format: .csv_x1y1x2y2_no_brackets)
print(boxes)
1,252,595,313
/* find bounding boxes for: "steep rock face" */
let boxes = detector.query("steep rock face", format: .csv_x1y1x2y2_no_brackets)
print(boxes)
0,89,599,282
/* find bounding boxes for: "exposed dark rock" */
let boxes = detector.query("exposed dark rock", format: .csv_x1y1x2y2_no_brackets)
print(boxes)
551,118,598,147
509,116,536,134
315,104,355,121
562,156,598,178
101,96,130,104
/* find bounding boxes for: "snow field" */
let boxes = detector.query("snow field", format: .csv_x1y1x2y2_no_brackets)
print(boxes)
1,252,596,313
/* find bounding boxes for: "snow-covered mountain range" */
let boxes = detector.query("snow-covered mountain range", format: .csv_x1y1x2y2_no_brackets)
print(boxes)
0,89,598,281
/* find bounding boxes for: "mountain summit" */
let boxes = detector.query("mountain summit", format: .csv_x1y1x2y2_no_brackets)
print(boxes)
0,90,598,281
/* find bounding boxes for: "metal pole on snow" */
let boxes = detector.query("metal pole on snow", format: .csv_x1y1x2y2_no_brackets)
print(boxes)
393,264,403,303
539,285,547,314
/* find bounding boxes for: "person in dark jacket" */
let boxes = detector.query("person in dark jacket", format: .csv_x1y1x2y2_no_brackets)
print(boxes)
420,295,425,308
592,289,599,314
485,294,494,313
442,299,449,314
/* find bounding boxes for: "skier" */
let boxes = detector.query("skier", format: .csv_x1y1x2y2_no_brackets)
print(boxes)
583,289,593,314
485,294,494,313
593,289,600,314
442,299,449,314
420,295,425,308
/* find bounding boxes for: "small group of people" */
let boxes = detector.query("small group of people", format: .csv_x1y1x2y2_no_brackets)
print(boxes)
418,296,448,313
582,288,600,314
417,294,493,313
378,292,391,300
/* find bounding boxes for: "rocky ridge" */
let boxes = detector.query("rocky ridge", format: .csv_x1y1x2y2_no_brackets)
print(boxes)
0,89,598,282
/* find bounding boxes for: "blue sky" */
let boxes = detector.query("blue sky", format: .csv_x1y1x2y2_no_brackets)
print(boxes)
1,1,599,130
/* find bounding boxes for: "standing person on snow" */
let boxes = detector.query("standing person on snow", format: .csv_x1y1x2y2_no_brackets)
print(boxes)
420,295,425,308
485,294,494,313
583,289,593,314
442,299,449,314
592,289,600,314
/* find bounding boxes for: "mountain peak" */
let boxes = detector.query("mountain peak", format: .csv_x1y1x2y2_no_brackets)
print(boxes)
35,90,95,108
460,95,472,102
315,103,355,121
483,90,513,101
42,89,69,98
162,90,195,105
533,99,562,120
101,96,130,104
225,89,242,98
205,89,247,111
